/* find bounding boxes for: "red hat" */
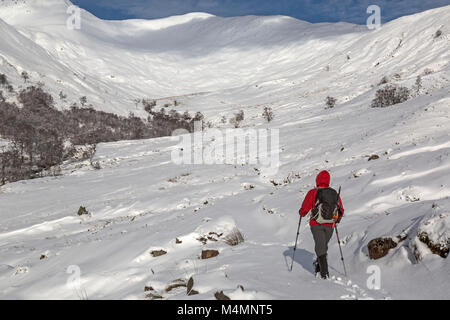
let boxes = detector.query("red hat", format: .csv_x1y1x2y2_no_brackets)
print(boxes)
316,170,330,188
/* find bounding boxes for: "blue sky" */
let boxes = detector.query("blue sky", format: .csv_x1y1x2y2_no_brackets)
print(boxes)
72,0,450,24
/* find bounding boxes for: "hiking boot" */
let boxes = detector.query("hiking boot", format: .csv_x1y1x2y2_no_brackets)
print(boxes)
318,254,329,279
313,259,320,276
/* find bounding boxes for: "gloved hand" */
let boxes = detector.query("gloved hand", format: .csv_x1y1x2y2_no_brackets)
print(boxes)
335,211,343,224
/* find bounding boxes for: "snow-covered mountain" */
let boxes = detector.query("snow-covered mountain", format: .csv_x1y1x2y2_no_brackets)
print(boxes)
0,0,449,299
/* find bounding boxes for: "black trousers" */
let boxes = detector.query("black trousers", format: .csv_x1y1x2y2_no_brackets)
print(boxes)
311,225,334,257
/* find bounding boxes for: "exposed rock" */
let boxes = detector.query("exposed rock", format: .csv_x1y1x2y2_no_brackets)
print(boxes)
416,213,449,259
368,154,380,161
150,250,167,257
368,237,397,259
175,238,182,244
197,232,223,245
144,286,154,292
418,232,449,258
201,249,219,259
214,291,230,300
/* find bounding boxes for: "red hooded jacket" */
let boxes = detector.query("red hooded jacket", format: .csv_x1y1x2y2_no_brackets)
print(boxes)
299,170,344,227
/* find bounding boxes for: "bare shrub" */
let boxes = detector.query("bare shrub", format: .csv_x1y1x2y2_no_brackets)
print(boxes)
371,85,410,108
142,99,157,113
325,96,337,109
223,228,245,246
79,96,87,107
262,107,274,122
21,71,29,83
0,74,7,86
59,91,67,100
145,106,204,137
230,110,244,128
415,75,422,94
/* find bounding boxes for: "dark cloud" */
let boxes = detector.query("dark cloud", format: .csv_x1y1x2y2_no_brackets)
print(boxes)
72,0,450,24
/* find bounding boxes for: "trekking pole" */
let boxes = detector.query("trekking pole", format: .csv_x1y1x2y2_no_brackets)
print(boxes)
334,223,347,277
290,216,302,271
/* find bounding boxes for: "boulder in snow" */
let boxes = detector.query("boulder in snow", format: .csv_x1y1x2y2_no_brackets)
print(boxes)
201,249,219,259
150,250,167,257
214,291,230,300
368,237,397,259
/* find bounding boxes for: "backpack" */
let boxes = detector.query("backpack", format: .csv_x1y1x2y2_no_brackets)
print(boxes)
311,187,339,224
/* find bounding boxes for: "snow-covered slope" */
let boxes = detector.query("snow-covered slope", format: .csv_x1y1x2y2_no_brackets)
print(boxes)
1,0,447,116
0,0,449,299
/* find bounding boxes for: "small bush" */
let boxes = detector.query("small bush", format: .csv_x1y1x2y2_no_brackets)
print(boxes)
21,71,29,83
142,99,157,113
79,96,87,107
0,74,7,86
371,85,410,108
230,110,244,128
415,75,422,94
262,107,274,122
77,206,89,216
325,96,337,109
59,91,67,100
